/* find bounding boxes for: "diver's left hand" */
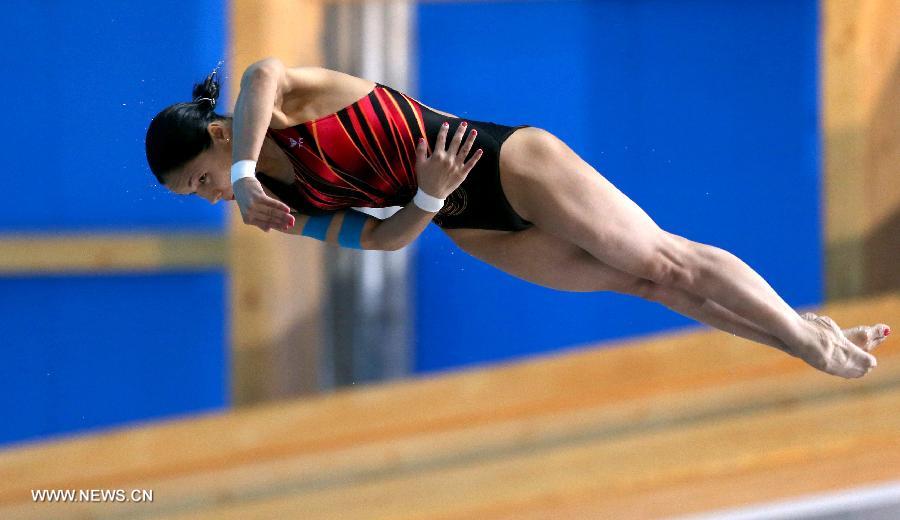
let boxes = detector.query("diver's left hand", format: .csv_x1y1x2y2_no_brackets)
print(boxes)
415,121,483,199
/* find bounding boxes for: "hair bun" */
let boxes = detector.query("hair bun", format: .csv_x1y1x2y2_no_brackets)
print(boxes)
191,60,224,111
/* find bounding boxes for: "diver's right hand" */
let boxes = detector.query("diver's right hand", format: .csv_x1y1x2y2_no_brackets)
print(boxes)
233,177,295,232
415,120,483,199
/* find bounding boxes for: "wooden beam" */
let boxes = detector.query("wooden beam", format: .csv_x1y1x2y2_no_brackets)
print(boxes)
0,233,226,274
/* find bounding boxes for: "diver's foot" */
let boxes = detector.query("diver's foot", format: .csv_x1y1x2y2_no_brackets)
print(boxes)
795,314,877,379
801,312,891,353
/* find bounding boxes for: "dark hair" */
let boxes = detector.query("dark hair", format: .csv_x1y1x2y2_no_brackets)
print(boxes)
145,64,230,185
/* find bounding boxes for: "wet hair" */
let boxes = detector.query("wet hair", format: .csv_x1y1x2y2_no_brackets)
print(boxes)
145,64,231,186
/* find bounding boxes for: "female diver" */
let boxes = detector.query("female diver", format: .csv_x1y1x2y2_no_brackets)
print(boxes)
145,59,890,379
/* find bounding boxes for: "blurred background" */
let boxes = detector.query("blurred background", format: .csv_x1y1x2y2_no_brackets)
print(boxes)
0,0,897,518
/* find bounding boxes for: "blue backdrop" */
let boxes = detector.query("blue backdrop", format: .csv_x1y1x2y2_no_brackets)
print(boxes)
0,0,823,446
0,273,227,444
0,0,229,446
414,0,821,372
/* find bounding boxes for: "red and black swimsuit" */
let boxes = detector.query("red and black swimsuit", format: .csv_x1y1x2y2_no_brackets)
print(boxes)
256,82,533,231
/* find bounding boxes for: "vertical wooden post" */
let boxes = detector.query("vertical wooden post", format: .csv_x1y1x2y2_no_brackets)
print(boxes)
823,0,900,300
228,0,328,406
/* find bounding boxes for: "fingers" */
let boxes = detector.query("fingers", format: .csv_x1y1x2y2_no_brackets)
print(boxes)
258,201,294,226
233,177,296,232
432,120,479,160
260,210,302,233
253,196,290,215
415,136,428,165
457,126,477,161
461,147,484,174
241,200,295,232
252,216,289,233
258,194,292,217
435,121,450,152
435,120,481,174
448,121,467,155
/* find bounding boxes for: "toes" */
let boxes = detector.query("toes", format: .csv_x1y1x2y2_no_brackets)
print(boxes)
867,325,889,352
843,323,891,353
842,325,870,349
865,324,890,353
800,312,817,320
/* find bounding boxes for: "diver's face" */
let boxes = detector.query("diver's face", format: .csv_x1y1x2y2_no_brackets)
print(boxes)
165,121,234,204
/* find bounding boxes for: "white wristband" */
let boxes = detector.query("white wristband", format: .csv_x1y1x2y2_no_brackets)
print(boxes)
231,160,257,184
413,187,445,213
